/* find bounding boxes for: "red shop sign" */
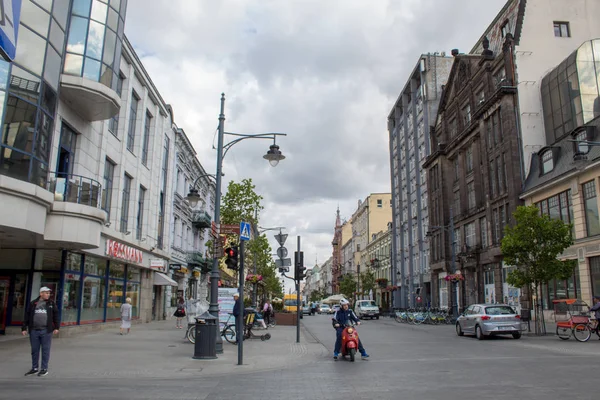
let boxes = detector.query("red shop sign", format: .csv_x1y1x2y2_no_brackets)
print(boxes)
105,239,143,264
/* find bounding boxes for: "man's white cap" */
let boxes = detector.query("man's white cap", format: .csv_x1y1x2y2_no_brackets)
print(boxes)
233,292,239,297
39,286,51,293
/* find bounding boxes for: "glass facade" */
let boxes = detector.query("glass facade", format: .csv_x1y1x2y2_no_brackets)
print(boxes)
541,39,600,144
64,0,127,91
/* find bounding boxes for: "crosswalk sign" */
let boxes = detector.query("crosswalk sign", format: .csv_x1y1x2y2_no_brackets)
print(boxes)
240,221,251,241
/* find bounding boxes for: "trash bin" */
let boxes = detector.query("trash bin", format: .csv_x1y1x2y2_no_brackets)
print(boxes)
192,311,218,360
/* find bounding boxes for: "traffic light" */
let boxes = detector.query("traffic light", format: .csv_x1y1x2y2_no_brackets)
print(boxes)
224,246,238,270
294,251,306,281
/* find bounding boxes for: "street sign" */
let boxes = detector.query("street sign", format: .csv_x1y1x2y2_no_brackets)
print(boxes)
220,224,240,234
276,247,288,259
274,233,288,247
211,236,225,258
211,221,219,237
0,0,21,61
239,221,251,241
275,258,291,268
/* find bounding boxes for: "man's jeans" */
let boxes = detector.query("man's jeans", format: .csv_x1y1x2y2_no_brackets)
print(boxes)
334,327,365,355
30,329,52,370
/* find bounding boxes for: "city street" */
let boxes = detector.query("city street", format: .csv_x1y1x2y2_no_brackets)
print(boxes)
1,315,599,399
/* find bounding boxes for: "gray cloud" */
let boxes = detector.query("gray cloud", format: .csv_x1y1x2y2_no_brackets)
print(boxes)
125,0,506,272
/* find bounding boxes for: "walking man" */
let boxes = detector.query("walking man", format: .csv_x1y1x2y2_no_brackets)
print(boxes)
22,287,60,376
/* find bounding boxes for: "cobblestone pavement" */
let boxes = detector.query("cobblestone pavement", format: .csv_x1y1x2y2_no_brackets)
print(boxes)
1,315,599,399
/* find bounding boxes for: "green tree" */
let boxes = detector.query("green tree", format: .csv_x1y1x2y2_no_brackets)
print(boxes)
359,270,376,297
220,178,263,226
309,291,322,303
502,205,576,334
339,274,357,300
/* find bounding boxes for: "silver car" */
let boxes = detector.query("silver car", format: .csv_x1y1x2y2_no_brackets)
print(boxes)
456,304,524,340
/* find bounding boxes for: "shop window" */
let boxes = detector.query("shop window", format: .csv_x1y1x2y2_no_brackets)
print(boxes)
106,279,124,320
126,281,140,318
81,275,106,324
10,274,28,325
109,262,125,279
84,255,106,277
583,180,600,237
62,272,81,325
31,271,60,302
38,250,63,271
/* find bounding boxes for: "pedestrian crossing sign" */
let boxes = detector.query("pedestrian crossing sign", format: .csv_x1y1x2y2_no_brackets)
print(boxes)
240,221,251,241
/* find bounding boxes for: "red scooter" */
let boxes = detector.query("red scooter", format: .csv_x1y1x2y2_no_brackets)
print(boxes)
339,322,360,362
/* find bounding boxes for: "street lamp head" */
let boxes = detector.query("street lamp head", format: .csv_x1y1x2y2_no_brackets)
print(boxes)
185,188,201,208
263,144,285,167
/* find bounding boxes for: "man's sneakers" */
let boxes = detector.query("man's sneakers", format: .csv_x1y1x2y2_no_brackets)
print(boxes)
333,352,339,360
24,369,38,376
361,353,370,360
37,369,48,377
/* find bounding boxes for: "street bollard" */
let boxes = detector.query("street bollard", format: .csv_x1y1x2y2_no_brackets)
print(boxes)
193,311,218,360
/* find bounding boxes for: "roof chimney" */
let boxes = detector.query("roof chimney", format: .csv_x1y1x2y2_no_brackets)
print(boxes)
451,49,459,57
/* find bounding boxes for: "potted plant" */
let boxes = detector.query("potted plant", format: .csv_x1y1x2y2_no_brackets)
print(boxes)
245,274,263,284
376,278,388,288
444,273,465,283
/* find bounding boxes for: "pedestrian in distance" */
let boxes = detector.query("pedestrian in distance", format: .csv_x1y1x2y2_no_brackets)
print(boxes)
174,297,186,329
262,300,272,326
22,286,60,377
120,297,132,335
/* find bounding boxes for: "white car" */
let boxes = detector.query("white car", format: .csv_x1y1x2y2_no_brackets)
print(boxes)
355,300,380,320
319,304,331,314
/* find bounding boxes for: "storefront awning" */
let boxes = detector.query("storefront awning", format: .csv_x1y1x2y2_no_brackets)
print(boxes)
153,272,178,286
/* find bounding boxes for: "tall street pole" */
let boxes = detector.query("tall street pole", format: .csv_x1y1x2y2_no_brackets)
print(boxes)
209,93,226,354
296,236,301,344
253,209,258,308
237,240,245,365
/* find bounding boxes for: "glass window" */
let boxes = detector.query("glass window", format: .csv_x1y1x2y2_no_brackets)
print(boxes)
127,93,138,151
91,0,108,23
480,217,488,248
126,282,140,318
0,147,31,182
106,279,123,320
102,28,116,67
72,0,92,17
21,0,51,37
2,96,37,153
81,275,105,323
66,252,82,272
62,272,81,325
576,130,589,154
583,180,600,236
53,0,70,29
110,0,121,12
109,262,125,278
84,255,106,276
497,156,504,193
83,57,101,81
35,0,52,11
127,266,141,282
554,22,570,38
66,16,88,55
542,151,554,174
102,158,115,215
107,7,118,32
136,187,145,240
466,145,473,173
591,256,600,299
43,45,61,91
120,174,131,232
64,53,83,76
85,20,105,60
141,111,151,165
467,182,476,210
10,274,28,324
489,159,497,197
15,26,46,75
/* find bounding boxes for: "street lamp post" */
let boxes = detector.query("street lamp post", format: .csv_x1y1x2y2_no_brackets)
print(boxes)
426,206,458,319
186,94,287,355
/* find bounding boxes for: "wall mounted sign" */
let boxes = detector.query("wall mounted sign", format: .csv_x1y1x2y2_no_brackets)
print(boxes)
150,258,166,272
106,239,143,264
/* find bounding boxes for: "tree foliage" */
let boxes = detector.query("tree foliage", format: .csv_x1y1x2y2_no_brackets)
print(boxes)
359,270,376,296
220,178,263,226
339,274,357,300
502,205,576,289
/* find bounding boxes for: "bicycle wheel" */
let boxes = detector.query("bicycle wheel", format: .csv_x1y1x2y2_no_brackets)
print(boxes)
222,325,237,344
186,325,196,344
556,325,571,340
573,323,591,342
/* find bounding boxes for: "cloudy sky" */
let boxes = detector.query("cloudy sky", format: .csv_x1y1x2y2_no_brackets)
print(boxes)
124,0,506,287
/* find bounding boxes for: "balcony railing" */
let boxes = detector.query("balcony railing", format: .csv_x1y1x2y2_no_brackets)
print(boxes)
187,251,211,273
48,172,102,208
192,210,211,229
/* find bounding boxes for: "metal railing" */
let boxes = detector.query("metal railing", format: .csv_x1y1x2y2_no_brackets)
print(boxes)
191,210,211,229
48,172,102,208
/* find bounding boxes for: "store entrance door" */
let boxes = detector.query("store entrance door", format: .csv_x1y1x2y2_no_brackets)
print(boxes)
0,277,10,334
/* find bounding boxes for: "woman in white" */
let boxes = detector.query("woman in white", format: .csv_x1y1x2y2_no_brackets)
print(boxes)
120,298,132,335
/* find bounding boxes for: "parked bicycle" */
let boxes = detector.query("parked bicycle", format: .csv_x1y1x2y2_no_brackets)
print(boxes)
186,313,236,344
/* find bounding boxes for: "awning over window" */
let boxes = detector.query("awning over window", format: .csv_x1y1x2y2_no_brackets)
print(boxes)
154,272,178,286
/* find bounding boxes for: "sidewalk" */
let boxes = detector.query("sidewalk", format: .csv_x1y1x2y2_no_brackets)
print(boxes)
0,320,328,380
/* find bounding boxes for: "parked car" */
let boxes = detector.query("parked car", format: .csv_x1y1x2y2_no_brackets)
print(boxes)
456,304,524,340
354,300,380,320
319,304,331,314
302,304,311,316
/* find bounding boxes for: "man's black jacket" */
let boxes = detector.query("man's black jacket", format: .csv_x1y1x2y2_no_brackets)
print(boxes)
22,297,60,334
